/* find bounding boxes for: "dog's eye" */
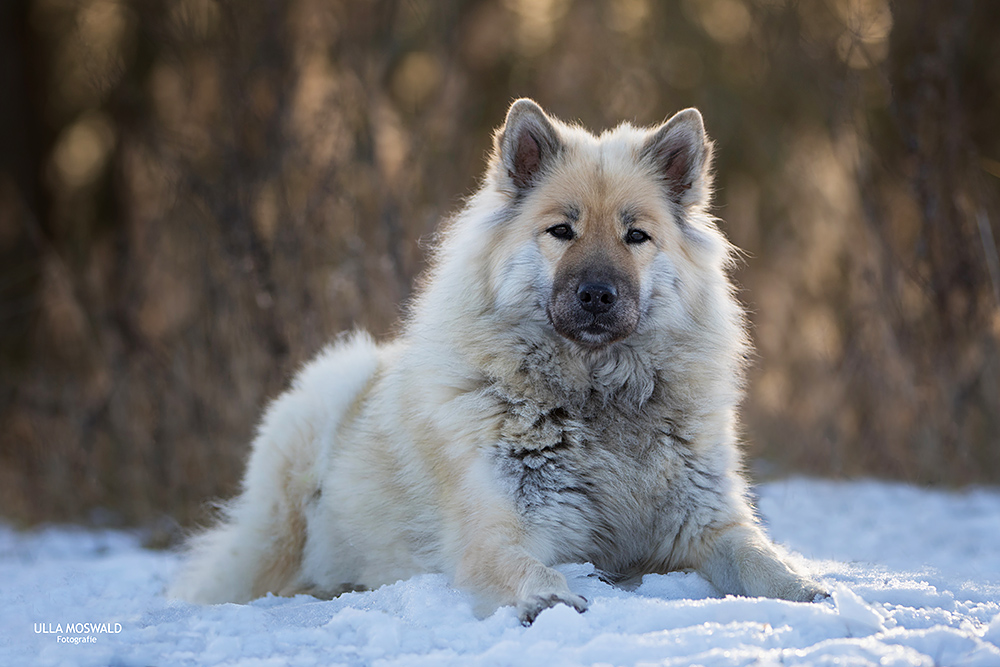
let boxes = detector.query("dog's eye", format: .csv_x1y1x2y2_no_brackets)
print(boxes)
626,229,650,244
546,224,575,240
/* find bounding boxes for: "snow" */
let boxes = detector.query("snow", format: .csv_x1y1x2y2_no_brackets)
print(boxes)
3,478,999,666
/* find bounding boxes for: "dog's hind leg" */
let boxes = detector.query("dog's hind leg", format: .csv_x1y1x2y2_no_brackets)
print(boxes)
168,418,318,604
170,333,381,604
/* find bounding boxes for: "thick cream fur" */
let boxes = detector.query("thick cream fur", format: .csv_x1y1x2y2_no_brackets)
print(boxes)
170,100,825,621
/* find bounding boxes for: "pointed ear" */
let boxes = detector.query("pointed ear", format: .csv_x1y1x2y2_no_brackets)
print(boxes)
495,98,562,193
642,108,713,207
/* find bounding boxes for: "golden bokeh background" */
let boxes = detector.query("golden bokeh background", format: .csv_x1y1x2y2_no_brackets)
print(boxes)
1,0,998,529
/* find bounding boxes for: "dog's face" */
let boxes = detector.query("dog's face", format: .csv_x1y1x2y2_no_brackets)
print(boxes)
487,99,719,350
541,201,645,348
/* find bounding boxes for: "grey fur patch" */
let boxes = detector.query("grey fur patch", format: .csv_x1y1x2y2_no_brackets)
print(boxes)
488,367,733,581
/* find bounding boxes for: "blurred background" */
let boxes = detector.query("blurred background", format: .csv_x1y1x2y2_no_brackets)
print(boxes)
1,0,998,531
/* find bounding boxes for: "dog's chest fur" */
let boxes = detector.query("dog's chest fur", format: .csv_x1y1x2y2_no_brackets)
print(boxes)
489,382,726,580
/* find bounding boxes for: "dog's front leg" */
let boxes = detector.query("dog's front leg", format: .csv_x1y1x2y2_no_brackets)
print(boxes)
696,523,828,602
449,485,588,624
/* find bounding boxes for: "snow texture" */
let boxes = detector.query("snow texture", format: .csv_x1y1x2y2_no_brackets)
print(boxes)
3,478,999,666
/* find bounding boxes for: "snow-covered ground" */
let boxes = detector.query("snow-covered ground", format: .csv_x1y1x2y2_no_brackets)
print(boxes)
3,478,999,666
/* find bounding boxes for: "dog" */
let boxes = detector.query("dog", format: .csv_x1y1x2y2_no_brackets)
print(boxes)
170,98,826,624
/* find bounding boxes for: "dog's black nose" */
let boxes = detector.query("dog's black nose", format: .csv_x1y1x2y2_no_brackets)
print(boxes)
577,282,617,314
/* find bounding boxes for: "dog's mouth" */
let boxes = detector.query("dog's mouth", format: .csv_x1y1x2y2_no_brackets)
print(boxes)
547,310,637,349
576,319,624,346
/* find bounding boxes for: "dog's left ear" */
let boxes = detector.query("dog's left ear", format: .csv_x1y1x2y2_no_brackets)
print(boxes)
495,98,562,193
642,108,713,208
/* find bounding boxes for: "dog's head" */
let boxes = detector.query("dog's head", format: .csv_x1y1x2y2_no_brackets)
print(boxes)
486,99,724,350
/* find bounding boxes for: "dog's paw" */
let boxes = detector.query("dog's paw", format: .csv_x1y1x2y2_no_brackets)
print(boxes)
808,584,832,603
516,591,589,625
788,578,829,603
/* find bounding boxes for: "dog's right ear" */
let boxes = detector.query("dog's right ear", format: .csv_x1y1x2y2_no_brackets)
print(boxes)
642,108,713,208
495,99,562,193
